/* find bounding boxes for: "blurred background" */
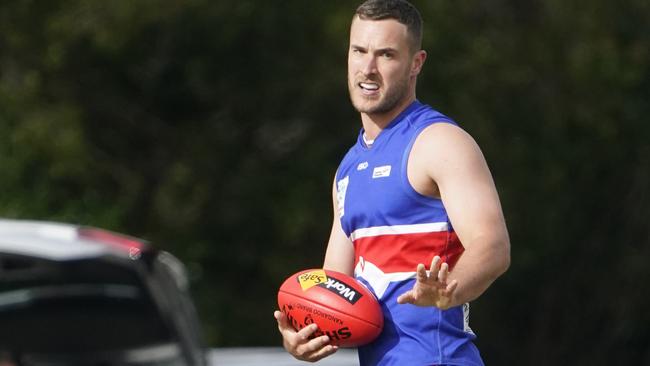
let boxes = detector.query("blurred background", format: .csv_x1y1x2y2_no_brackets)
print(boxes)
1,0,648,364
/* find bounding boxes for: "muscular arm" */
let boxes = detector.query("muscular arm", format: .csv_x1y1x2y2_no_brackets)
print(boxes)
407,123,510,307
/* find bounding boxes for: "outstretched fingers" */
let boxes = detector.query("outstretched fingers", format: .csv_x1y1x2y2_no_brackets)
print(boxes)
445,279,458,294
417,256,443,284
397,256,460,308
437,262,449,284
415,263,428,283
429,255,442,276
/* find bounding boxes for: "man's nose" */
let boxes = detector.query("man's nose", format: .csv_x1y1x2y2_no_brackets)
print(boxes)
361,55,378,76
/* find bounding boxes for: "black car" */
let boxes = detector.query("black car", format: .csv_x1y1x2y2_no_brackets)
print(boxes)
0,219,207,366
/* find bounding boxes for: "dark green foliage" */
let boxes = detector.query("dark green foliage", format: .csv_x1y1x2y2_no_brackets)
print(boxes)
1,0,648,363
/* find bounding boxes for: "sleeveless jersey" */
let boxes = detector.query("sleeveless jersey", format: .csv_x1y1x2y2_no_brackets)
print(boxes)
335,101,484,366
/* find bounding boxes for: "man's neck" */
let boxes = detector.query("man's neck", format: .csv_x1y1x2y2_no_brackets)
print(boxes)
360,96,416,140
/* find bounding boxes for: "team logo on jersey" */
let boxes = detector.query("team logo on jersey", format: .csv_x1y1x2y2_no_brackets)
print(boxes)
372,165,391,178
357,161,369,171
336,176,349,217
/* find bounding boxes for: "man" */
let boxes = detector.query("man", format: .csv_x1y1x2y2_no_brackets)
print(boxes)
274,0,510,364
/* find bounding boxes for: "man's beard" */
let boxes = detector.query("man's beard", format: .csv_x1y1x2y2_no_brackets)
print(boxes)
349,73,410,115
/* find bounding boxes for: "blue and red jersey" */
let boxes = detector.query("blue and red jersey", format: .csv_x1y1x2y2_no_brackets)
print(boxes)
335,101,484,366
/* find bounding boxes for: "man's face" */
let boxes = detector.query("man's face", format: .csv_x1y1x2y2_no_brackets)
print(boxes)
347,17,420,116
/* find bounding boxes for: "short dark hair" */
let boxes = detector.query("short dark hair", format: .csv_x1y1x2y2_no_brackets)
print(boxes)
355,0,423,52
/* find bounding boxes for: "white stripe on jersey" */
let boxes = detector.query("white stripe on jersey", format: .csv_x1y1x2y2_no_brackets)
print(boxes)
350,222,449,242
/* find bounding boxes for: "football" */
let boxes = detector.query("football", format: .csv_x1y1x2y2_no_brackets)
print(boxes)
277,268,383,347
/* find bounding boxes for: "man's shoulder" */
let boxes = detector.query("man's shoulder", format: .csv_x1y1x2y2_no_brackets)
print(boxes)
418,122,473,147
406,102,457,130
412,122,482,175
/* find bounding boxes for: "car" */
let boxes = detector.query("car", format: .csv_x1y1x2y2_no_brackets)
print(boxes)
0,219,207,366
207,347,359,366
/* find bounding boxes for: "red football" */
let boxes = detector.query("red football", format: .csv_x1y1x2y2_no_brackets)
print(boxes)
277,268,383,347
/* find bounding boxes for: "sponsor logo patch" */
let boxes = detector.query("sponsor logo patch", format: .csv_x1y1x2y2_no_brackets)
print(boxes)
319,275,363,304
297,270,328,291
372,165,391,178
297,272,363,305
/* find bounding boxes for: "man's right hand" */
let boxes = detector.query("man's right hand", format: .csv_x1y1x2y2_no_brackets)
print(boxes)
274,310,339,362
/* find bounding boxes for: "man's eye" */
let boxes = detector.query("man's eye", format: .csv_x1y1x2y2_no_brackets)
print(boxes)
382,52,393,58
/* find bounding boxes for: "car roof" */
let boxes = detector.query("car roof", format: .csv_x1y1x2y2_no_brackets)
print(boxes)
0,219,144,261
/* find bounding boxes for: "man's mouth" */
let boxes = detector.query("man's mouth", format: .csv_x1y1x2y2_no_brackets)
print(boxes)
358,81,380,96
359,82,379,91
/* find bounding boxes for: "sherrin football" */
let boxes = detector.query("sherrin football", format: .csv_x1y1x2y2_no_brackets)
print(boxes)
277,268,383,347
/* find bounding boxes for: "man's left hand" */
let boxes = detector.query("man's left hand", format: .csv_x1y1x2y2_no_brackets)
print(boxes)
396,256,458,310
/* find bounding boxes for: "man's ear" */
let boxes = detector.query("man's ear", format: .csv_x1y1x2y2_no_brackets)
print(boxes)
411,50,427,76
